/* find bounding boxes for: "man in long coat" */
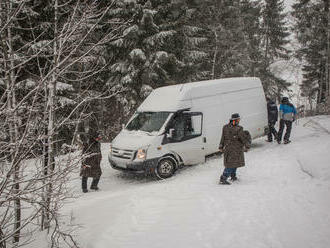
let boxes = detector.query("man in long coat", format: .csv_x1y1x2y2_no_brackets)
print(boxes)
218,113,250,185
80,130,102,193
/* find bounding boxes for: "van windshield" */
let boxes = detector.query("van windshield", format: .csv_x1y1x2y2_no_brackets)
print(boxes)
126,112,171,133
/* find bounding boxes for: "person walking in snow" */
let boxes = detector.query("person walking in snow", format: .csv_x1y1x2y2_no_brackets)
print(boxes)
80,130,102,193
266,97,278,142
277,97,297,144
218,113,251,185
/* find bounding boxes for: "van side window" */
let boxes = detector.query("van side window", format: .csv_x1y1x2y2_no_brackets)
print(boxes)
169,113,202,142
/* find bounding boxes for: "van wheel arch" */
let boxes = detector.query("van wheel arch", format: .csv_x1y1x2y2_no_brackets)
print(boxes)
162,153,180,168
155,155,178,179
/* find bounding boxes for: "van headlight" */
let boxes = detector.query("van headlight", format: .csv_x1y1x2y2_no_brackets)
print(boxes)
136,148,147,160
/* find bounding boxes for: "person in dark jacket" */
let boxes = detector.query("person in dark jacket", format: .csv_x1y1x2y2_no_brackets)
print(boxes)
218,113,251,185
266,97,278,142
80,130,102,193
277,97,297,144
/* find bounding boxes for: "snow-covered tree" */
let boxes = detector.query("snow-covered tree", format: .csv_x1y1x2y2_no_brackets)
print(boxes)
292,0,330,112
0,1,125,247
260,0,291,98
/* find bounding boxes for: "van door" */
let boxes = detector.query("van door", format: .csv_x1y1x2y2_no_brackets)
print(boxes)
165,112,205,165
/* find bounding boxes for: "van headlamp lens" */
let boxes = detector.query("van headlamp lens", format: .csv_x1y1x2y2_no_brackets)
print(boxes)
137,149,146,160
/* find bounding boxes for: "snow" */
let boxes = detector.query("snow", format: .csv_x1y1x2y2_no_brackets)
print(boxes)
28,116,330,248
139,84,153,98
56,81,74,92
58,96,76,106
129,48,146,61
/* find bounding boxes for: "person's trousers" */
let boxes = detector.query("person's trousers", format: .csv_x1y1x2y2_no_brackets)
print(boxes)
82,176,100,190
267,122,278,141
278,119,293,142
222,168,237,178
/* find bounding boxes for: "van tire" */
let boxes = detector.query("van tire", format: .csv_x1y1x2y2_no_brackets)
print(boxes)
155,158,176,179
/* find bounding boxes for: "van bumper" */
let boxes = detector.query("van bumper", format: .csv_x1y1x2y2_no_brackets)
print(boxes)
108,156,159,172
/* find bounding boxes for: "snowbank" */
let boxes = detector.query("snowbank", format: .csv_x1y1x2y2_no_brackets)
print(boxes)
26,116,330,248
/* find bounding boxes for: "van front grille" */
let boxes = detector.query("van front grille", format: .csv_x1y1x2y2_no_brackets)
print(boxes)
112,147,135,160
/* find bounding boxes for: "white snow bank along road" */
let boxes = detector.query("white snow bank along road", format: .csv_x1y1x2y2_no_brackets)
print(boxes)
66,116,330,248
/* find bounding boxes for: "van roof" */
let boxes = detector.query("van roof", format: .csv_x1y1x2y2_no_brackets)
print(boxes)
137,77,262,112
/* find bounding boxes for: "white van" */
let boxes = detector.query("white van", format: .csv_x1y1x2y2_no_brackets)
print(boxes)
108,77,267,178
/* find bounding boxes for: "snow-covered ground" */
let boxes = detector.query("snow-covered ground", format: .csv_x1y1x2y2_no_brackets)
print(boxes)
34,116,330,248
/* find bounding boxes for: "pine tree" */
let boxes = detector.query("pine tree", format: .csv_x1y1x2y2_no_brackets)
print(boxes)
105,0,195,115
292,0,330,110
260,0,291,98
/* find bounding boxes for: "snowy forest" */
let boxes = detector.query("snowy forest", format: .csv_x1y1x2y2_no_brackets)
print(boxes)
1,0,330,248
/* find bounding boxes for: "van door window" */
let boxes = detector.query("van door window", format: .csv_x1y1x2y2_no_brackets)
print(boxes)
169,112,202,142
171,115,185,141
190,114,202,135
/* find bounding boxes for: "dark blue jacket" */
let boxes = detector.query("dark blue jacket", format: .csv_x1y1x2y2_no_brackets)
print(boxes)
267,100,278,123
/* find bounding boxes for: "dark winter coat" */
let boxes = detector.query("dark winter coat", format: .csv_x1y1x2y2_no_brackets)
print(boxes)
80,138,102,178
219,123,250,168
267,100,278,123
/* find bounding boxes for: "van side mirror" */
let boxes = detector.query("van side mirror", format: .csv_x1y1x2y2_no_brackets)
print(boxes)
167,128,175,139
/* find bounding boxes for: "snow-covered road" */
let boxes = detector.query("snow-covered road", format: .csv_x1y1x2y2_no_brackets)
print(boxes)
66,116,330,248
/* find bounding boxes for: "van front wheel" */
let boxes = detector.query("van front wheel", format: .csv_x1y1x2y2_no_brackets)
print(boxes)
155,158,176,179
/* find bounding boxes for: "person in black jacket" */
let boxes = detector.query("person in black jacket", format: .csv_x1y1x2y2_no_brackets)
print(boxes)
80,130,102,193
266,97,278,142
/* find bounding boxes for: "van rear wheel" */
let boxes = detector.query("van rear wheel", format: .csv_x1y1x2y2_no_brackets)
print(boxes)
155,158,176,179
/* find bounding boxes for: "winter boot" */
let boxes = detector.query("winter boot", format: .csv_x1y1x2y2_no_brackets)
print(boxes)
219,175,231,185
90,177,100,190
230,174,238,181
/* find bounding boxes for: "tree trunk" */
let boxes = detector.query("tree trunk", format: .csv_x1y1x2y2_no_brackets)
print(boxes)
3,0,21,243
325,0,330,112
211,29,218,80
42,0,58,231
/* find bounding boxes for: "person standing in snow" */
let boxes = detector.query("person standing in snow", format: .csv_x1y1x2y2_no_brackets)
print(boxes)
218,113,251,185
80,130,102,193
266,97,278,142
277,97,297,144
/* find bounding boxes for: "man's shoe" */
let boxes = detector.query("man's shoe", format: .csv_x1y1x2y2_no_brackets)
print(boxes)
82,188,88,193
266,139,272,142
230,175,238,181
219,176,231,185
277,139,281,144
284,140,291,144
90,186,99,191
